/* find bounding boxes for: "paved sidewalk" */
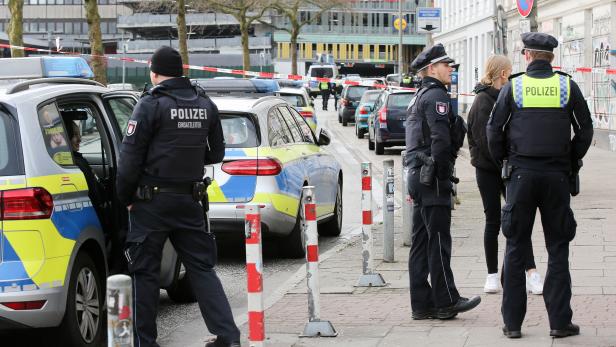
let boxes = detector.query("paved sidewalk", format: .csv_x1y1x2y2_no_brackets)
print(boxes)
238,146,616,347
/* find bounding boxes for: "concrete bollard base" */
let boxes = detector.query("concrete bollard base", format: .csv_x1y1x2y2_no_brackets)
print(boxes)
300,319,338,337
355,273,387,287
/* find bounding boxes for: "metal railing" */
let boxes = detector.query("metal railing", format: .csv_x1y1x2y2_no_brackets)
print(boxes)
117,13,238,28
122,36,271,53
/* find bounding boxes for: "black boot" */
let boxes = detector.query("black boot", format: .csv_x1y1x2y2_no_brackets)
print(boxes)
436,296,481,318
550,323,580,338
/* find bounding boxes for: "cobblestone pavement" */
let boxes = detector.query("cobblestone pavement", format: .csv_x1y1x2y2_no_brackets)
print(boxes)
239,146,616,347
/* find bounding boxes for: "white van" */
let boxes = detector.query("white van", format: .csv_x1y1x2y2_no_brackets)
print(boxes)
307,64,339,97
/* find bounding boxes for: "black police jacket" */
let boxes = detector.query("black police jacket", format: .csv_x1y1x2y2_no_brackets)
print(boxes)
487,60,593,172
467,84,501,172
116,77,225,206
405,76,459,180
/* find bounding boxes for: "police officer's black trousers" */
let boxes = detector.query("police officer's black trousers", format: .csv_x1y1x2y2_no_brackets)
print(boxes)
475,167,536,274
408,205,461,311
321,91,330,110
125,195,240,347
501,169,576,331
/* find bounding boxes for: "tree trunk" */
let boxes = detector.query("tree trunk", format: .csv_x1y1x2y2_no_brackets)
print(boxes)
84,0,107,84
240,20,251,73
290,26,300,76
8,0,25,58
176,0,189,76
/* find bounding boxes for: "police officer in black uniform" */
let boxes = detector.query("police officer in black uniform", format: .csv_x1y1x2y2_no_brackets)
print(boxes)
117,46,241,347
487,33,593,339
405,44,481,320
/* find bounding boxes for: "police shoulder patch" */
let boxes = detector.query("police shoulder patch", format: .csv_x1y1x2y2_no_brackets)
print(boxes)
436,101,449,115
126,120,138,136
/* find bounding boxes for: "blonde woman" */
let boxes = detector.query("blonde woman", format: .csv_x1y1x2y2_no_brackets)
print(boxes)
467,55,543,295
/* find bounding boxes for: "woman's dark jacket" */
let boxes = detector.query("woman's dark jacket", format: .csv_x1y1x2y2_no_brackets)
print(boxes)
467,84,501,172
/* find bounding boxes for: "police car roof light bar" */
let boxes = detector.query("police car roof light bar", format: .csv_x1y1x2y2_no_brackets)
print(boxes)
0,56,94,80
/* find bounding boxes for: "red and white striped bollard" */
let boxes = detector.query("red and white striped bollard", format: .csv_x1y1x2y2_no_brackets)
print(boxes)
299,186,337,338
356,162,386,287
245,205,265,347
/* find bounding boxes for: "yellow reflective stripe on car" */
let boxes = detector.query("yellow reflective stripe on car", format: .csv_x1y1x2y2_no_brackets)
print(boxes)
27,173,88,194
2,220,75,287
254,192,298,217
207,179,228,203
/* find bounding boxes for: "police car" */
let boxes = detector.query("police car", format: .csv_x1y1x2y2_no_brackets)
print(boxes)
275,87,317,131
0,57,194,345
207,95,343,258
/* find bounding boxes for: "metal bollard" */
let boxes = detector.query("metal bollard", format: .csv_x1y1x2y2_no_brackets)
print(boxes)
300,186,337,338
245,205,265,347
401,151,413,247
383,159,395,263
356,162,386,287
107,274,133,347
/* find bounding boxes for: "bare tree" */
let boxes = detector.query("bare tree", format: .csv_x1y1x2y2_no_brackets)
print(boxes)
7,0,25,58
84,0,107,84
176,0,190,75
193,0,272,72
269,0,345,75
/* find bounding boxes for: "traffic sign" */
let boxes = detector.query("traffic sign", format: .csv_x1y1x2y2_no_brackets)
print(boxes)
393,15,408,33
517,0,534,18
417,7,442,34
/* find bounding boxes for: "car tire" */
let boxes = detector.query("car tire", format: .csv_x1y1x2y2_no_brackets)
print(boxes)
281,192,306,258
60,252,104,347
318,179,343,237
166,262,197,303
342,117,348,127
375,136,385,155
356,125,364,139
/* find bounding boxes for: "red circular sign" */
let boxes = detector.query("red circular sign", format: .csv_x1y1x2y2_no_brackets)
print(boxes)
517,0,534,17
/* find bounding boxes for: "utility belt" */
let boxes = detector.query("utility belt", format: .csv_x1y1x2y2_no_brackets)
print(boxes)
407,152,459,186
135,180,210,205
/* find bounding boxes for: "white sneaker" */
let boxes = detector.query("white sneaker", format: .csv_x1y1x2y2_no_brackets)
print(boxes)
484,273,501,293
526,272,544,295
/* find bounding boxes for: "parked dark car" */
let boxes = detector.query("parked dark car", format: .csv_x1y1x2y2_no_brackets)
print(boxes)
367,89,416,155
337,84,376,126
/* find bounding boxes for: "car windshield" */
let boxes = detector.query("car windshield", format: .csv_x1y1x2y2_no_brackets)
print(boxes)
0,108,22,176
360,91,380,104
221,114,259,148
387,93,415,109
278,94,307,107
347,86,372,99
310,67,333,78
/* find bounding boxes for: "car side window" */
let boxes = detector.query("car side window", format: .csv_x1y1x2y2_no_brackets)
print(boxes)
37,102,74,166
287,107,315,144
277,106,303,143
267,109,292,146
106,97,136,136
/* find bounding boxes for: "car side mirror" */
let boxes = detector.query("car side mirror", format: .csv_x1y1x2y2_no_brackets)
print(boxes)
317,128,331,146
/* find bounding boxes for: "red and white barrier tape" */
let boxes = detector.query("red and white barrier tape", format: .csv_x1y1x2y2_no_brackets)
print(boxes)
244,205,264,347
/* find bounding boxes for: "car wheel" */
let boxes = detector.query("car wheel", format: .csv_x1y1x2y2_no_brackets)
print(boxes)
60,253,104,347
356,125,364,139
281,192,306,258
375,135,385,155
318,179,343,237
342,117,348,127
166,262,197,303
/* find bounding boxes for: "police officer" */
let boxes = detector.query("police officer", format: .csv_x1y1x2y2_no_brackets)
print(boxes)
401,74,412,88
116,46,241,347
487,33,593,339
405,43,481,320
319,78,332,110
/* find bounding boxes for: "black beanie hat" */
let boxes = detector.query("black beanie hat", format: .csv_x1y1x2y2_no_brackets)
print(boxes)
150,46,183,77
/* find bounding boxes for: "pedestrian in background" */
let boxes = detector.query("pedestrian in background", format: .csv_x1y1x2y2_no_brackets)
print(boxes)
405,43,481,321
467,55,543,295
319,77,332,111
333,77,343,111
487,33,593,339
117,46,241,347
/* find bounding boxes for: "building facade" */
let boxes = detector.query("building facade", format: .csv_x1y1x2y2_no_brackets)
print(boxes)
433,0,499,112
116,0,273,55
0,0,130,53
272,0,428,76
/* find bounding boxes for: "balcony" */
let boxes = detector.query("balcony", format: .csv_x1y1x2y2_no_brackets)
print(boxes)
117,13,241,29
121,36,272,54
